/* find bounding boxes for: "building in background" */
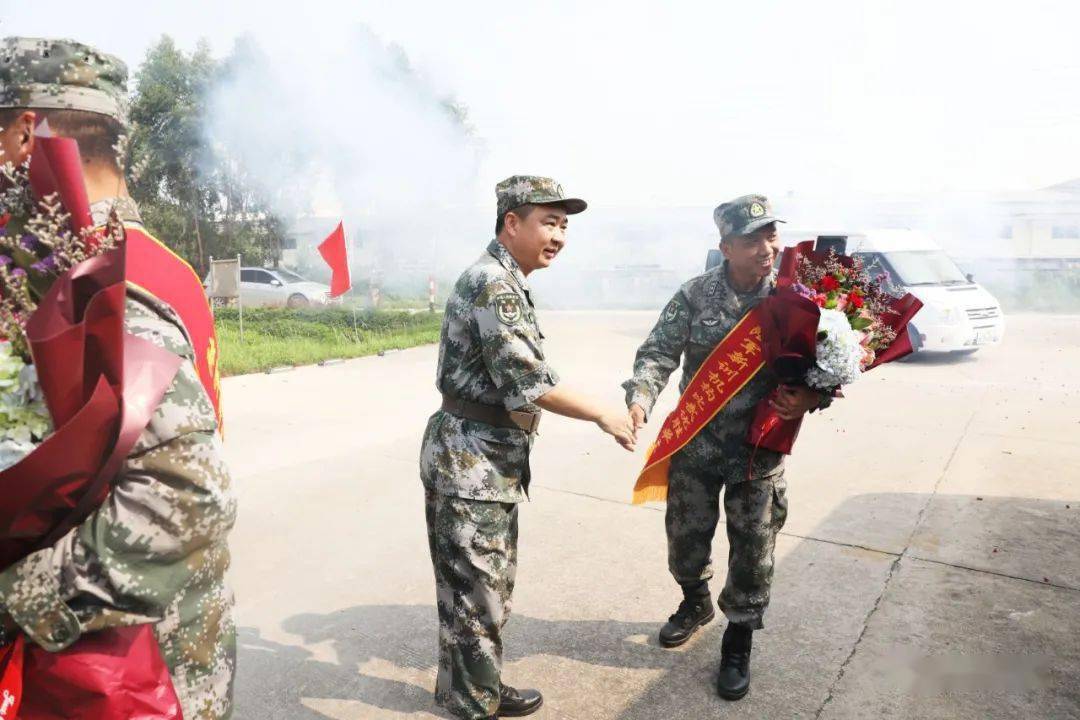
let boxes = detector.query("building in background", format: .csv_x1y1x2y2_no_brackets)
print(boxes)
991,179,1080,260
961,180,1080,312
785,180,1080,312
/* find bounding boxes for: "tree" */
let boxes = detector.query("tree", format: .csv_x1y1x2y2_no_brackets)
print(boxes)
127,36,288,274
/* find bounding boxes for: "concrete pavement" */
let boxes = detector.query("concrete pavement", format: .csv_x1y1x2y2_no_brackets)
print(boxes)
222,312,1080,719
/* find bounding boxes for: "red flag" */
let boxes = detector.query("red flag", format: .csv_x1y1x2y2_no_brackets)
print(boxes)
318,222,351,298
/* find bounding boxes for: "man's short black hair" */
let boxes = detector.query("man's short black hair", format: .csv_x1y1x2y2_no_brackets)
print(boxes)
495,204,536,235
0,108,123,165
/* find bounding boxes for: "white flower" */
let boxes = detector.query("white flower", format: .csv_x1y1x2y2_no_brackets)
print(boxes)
0,342,23,389
806,308,865,390
0,341,51,472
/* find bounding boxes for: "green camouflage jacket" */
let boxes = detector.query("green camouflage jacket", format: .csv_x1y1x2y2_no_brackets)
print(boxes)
420,240,559,503
622,263,786,482
0,284,237,719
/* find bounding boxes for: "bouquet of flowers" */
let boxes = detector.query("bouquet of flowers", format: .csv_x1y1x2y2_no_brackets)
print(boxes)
0,128,183,719
747,240,923,453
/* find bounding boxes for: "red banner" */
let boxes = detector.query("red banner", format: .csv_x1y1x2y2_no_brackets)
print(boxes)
632,308,766,504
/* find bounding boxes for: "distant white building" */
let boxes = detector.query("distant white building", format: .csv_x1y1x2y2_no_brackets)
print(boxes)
776,179,1080,266
991,179,1080,259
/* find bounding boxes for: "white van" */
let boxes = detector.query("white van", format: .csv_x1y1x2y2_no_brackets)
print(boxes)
843,230,1004,353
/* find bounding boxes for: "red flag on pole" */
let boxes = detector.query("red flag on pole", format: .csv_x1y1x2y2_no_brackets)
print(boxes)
318,221,352,298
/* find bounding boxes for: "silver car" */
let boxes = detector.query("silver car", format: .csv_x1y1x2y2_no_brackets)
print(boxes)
244,267,337,308
209,267,335,308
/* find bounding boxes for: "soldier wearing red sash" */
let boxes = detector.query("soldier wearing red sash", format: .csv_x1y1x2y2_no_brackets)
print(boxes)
0,37,236,718
623,195,829,700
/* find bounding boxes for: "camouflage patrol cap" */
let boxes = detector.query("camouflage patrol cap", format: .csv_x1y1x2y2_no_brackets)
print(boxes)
496,175,587,217
0,37,129,123
713,194,785,240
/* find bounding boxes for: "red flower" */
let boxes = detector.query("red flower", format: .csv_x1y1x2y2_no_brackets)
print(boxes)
850,293,864,309
819,275,840,292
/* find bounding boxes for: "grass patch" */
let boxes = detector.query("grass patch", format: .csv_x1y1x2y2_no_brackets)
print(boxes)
215,307,442,376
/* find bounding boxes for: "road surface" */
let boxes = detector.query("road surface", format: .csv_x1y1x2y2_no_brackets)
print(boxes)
222,312,1080,719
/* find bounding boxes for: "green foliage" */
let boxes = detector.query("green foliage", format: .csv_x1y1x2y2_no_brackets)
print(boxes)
851,316,873,330
214,307,441,376
126,36,287,274
124,33,475,279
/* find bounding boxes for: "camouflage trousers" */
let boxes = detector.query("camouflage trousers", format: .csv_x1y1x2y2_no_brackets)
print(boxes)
666,441,788,630
424,488,519,720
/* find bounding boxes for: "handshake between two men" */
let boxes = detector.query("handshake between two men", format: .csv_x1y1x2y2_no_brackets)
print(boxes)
534,382,822,455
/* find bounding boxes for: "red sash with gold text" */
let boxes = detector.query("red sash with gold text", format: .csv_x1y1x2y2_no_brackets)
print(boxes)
632,307,765,504
123,226,223,431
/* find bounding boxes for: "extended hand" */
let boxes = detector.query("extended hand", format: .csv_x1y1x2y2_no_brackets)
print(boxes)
629,404,646,432
770,385,821,420
597,409,637,451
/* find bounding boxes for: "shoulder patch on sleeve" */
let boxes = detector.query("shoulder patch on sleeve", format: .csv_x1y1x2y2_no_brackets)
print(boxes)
663,300,681,323
494,293,523,325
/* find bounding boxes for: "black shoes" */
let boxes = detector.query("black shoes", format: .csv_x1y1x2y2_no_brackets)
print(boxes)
493,623,751,715
498,684,543,717
658,591,716,648
716,622,753,701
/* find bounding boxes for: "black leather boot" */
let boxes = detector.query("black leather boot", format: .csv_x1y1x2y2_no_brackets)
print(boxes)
498,684,543,717
658,582,715,648
716,622,753,700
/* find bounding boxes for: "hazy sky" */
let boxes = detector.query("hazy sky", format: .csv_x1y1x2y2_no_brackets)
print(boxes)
4,0,1078,207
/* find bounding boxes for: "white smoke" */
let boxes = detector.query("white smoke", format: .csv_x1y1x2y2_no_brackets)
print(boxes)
204,26,484,280
196,21,1079,312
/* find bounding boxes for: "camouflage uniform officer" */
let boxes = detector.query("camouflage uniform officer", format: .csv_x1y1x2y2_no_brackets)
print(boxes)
623,195,828,701
0,38,237,719
421,176,636,720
